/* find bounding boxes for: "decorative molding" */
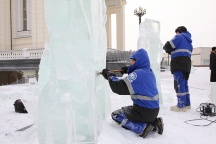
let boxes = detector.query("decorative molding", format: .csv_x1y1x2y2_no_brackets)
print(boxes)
105,0,126,7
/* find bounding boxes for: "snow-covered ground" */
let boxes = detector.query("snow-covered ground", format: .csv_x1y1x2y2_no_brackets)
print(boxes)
0,67,216,144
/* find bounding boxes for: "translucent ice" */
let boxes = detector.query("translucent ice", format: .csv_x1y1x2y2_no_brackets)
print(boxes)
137,19,163,104
38,0,110,143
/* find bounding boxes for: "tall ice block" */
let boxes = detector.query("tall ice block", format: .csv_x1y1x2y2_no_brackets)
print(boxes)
38,0,110,143
137,19,163,104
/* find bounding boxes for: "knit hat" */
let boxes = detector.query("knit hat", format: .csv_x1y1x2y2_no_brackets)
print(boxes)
175,26,187,33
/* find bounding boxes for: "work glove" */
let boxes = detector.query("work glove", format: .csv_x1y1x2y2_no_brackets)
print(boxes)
166,50,171,55
102,69,115,80
120,66,128,74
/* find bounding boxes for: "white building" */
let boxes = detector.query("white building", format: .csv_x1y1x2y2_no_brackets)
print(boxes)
0,0,127,85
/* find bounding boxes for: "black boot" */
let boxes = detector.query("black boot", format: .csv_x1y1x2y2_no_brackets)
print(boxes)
155,117,164,135
111,109,123,124
151,118,157,132
139,123,154,138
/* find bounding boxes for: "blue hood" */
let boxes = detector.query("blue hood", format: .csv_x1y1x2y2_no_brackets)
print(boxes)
128,49,150,74
181,31,192,43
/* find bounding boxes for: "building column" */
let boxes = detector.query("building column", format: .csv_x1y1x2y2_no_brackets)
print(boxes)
0,0,11,51
106,14,112,48
116,6,125,51
105,0,126,51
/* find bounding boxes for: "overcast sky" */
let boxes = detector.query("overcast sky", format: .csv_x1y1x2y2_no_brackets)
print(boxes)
122,0,216,51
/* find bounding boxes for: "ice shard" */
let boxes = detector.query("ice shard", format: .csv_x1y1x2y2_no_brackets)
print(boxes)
137,19,163,104
37,0,110,143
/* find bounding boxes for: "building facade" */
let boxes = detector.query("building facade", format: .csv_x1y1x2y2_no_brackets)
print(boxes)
191,47,211,66
0,0,48,51
0,0,126,85
0,0,126,51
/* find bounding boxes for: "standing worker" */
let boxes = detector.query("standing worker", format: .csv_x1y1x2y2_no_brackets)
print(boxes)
101,49,163,138
163,26,193,112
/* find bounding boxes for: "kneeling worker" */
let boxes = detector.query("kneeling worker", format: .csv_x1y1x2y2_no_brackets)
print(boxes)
101,48,164,138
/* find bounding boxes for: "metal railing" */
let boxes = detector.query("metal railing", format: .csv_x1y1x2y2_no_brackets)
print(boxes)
106,50,135,62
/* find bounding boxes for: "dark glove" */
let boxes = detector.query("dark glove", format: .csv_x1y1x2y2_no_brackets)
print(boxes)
102,69,115,80
163,41,172,51
120,66,128,74
163,41,172,55
166,51,171,55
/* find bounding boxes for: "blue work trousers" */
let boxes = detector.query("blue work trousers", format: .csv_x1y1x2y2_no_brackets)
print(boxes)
173,71,191,108
111,109,147,134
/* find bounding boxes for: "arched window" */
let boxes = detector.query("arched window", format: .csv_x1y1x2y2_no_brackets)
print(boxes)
16,0,31,37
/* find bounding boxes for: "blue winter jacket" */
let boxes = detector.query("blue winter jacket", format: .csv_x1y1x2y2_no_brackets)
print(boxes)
108,49,159,109
169,32,193,59
163,31,193,73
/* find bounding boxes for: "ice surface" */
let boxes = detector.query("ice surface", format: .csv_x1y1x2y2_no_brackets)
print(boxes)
38,0,110,143
137,19,163,104
211,83,216,105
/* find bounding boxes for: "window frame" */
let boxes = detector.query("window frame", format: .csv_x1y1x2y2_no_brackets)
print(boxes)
16,0,32,38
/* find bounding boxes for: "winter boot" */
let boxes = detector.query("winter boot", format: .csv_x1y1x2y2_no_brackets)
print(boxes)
170,105,186,112
155,117,164,135
111,109,123,124
185,105,191,110
139,123,154,138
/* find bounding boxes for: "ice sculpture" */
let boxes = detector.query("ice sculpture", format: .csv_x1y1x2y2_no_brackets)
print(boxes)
137,19,163,104
37,0,110,143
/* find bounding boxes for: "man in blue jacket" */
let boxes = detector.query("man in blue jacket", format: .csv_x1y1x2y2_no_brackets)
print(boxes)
102,49,164,138
163,26,193,112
